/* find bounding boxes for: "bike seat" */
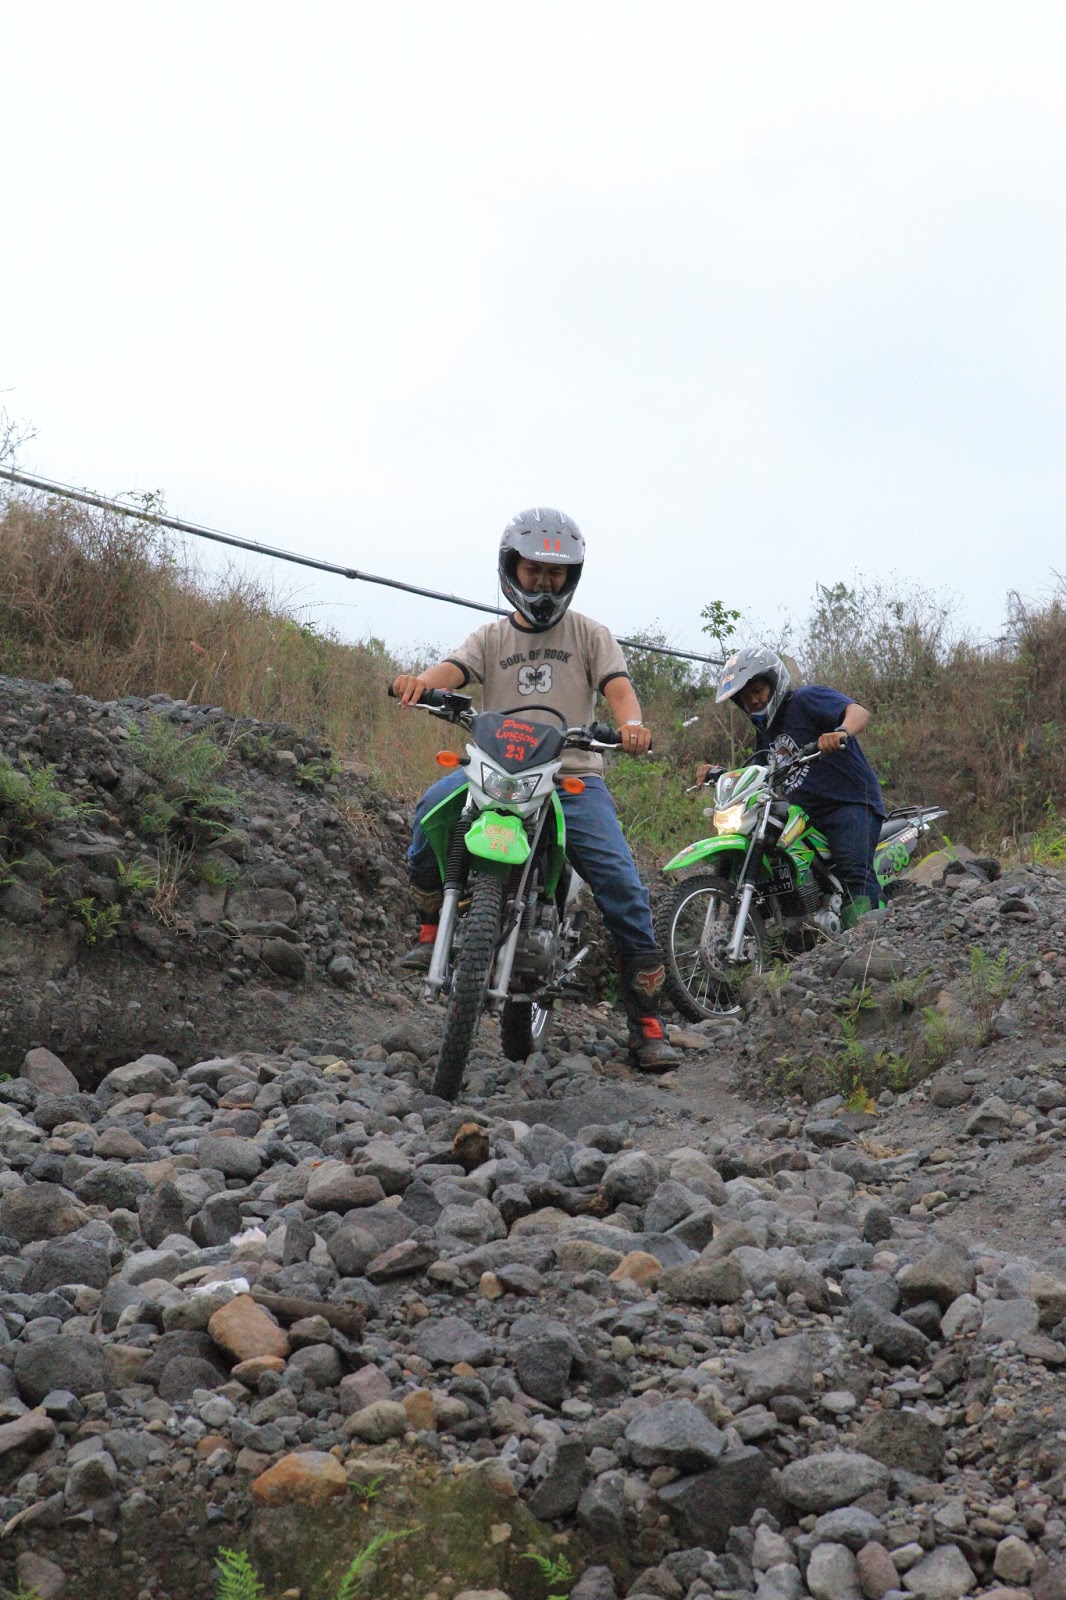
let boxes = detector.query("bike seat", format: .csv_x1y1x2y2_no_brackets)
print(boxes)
877,814,918,844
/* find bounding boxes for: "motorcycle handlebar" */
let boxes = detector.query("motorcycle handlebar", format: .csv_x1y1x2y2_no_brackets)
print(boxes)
388,689,650,753
387,683,447,707
788,732,850,764
565,722,653,755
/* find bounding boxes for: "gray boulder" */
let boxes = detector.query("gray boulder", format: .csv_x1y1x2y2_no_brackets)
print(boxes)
625,1400,726,1470
897,1242,975,1310
779,1450,889,1513
657,1448,786,1551
411,1316,494,1367
15,1336,109,1404
0,1183,89,1245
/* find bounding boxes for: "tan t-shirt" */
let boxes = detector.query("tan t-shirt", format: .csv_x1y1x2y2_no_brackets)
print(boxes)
447,610,630,775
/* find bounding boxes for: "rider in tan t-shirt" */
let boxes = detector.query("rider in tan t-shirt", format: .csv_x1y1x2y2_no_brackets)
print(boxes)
391,507,678,1073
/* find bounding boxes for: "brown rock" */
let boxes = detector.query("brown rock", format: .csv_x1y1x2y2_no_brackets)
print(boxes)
0,1183,89,1245
208,1294,290,1363
195,1434,235,1458
366,1239,437,1281
609,1250,663,1287
857,1542,899,1600
555,1239,623,1275
343,1400,409,1443
236,1446,274,1475
94,1127,150,1161
15,1553,67,1600
452,1122,491,1171
339,1368,392,1414
305,1161,385,1213
402,1387,437,1431
1017,1332,1066,1366
231,1355,287,1387
0,1407,56,1462
1033,1562,1066,1600
701,1220,759,1262
662,1254,749,1305
22,1047,79,1096
251,1450,349,1507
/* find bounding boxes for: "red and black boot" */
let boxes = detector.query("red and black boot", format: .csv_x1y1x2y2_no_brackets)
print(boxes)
618,953,679,1074
400,886,443,971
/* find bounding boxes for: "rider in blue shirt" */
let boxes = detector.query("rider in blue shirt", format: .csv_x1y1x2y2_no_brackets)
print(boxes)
702,645,885,926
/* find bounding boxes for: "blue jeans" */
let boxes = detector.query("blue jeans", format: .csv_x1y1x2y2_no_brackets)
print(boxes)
808,801,883,908
407,771,658,959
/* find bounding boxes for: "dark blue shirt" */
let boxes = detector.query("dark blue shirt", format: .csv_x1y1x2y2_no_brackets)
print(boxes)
753,686,885,817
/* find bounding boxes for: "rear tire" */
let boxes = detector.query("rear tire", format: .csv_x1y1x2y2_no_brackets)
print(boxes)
431,871,506,1102
655,872,768,1019
501,997,554,1060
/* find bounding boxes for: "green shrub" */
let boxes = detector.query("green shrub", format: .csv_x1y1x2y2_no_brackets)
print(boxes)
71,896,121,945
128,715,240,841
213,1528,417,1600
522,1549,575,1600
606,756,697,866
966,946,1029,1044
918,1005,971,1069
0,756,87,840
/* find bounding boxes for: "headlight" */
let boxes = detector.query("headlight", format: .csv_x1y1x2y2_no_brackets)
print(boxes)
480,765,540,803
713,803,747,835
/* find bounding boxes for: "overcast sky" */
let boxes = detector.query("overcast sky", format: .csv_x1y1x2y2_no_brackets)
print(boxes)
2,2,1064,666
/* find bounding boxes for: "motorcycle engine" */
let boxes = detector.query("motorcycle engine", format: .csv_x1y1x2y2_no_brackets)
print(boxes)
513,904,559,978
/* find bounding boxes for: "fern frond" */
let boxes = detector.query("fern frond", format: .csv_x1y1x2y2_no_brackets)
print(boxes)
334,1528,417,1600
214,1548,266,1600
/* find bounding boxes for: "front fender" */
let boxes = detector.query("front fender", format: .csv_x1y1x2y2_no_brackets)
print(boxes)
662,835,750,873
465,809,531,867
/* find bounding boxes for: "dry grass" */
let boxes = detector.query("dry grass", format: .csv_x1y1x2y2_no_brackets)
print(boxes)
0,492,448,798
3,489,1066,851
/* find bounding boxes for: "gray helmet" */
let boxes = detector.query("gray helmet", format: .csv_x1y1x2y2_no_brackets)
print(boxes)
499,508,584,631
715,644,791,727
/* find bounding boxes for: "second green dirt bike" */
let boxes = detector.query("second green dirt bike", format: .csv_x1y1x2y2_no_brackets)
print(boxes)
654,739,946,1018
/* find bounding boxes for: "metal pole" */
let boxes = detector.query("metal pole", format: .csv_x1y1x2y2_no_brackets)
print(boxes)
0,466,724,668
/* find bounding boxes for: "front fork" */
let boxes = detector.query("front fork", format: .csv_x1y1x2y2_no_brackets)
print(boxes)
712,804,770,965
726,882,758,963
425,811,473,995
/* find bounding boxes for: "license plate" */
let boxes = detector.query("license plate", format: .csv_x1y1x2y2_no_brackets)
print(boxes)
767,861,795,896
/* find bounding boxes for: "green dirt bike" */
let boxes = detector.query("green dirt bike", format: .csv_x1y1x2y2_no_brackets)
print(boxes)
654,738,947,1018
390,686,629,1102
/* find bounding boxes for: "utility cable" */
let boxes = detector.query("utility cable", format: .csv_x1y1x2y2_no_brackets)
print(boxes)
0,466,724,668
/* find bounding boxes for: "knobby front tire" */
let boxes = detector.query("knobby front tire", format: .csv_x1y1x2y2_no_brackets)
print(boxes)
431,870,506,1102
654,872,768,1019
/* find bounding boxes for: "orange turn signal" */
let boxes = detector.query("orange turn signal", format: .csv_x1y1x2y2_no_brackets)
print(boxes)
559,776,585,794
436,750,461,768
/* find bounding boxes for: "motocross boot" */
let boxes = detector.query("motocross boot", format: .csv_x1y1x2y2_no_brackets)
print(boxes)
841,895,873,931
400,886,443,971
618,953,679,1074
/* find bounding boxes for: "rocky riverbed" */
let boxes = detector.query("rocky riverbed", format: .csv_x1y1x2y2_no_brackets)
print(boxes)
0,679,1064,1599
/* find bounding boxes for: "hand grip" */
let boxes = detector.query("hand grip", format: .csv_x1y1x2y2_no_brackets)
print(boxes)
387,682,447,708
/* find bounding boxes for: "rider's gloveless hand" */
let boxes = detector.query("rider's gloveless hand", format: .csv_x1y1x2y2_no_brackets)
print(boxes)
619,722,652,755
392,674,429,707
817,729,848,753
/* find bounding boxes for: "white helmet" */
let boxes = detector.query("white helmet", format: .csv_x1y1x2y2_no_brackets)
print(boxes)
716,644,791,727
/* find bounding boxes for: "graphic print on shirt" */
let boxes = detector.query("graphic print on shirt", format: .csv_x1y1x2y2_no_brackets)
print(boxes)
518,663,553,695
770,733,806,794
